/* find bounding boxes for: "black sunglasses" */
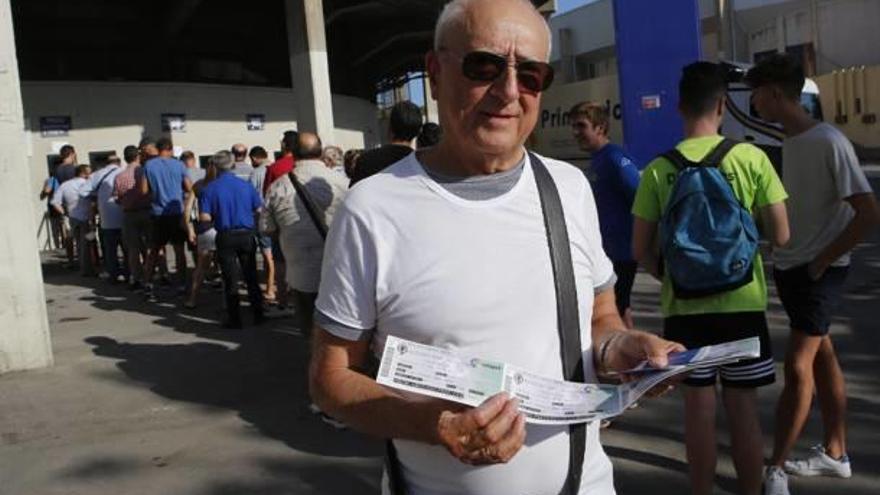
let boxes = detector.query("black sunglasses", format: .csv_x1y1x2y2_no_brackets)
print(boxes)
449,50,555,93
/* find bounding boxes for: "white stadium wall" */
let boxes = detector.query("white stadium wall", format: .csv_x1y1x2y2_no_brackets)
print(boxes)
21,81,381,249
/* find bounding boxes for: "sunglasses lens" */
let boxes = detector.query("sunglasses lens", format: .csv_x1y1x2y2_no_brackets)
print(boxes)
517,61,554,92
462,51,505,82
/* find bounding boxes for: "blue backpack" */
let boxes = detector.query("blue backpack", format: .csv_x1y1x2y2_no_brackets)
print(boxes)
659,138,759,299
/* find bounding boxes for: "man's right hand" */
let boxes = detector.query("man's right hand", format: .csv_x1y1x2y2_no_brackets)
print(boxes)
435,393,526,466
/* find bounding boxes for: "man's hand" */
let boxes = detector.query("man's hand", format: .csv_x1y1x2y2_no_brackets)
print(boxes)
807,258,828,281
602,330,685,372
435,393,526,466
599,330,686,395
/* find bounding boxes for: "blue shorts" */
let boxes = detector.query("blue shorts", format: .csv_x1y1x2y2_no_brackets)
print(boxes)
258,234,272,250
774,264,848,336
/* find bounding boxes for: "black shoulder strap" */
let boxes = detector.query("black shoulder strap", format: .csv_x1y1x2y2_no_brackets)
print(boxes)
287,171,328,239
661,149,692,171
701,138,739,168
530,152,586,495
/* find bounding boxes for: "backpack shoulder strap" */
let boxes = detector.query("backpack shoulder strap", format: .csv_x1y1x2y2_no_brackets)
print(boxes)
660,149,692,171
700,138,739,168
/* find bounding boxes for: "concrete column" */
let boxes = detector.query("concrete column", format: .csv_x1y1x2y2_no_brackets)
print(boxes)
0,0,53,373
285,0,335,143
423,76,439,124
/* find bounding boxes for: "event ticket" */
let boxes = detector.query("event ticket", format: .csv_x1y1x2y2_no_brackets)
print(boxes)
376,335,760,425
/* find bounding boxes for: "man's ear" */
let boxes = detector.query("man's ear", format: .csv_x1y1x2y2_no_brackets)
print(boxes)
425,51,440,101
716,94,726,117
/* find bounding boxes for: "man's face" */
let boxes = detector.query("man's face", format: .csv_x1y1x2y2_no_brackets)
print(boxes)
571,117,605,152
427,1,550,158
750,84,780,123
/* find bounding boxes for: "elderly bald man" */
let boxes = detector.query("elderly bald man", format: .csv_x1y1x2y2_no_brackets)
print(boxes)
309,1,684,494
231,142,254,181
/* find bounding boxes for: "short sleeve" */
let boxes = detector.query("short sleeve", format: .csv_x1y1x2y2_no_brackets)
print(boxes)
198,188,212,216
615,154,641,204
314,202,378,340
580,179,615,289
830,136,873,200
631,161,662,222
753,148,788,207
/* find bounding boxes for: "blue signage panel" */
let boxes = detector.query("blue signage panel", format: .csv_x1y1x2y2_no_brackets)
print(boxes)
612,0,702,166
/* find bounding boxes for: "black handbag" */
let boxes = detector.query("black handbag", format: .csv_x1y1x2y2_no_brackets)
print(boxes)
386,153,587,495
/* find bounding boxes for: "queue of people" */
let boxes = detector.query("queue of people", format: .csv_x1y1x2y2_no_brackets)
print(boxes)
37,1,879,494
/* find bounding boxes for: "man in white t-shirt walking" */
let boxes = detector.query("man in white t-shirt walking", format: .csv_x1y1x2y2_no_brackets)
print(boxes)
308,1,684,494
748,54,880,495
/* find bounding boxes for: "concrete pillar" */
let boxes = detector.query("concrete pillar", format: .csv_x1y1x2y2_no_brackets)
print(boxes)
423,76,439,123
0,0,53,373
285,0,335,143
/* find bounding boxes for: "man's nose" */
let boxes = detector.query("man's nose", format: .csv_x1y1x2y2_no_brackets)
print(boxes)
491,65,520,103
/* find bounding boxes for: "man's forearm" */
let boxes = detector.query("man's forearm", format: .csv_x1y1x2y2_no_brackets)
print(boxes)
311,366,445,444
815,210,879,269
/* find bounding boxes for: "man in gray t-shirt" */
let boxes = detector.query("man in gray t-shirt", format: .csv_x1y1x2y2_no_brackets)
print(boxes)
748,54,880,494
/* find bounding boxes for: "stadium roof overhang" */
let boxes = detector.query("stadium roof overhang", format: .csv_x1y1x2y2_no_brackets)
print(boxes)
12,0,553,100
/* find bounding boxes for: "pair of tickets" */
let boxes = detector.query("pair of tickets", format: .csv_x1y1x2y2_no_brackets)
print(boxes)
376,335,760,425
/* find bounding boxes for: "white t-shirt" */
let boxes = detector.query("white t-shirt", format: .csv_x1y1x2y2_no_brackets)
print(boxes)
773,123,874,270
315,152,616,495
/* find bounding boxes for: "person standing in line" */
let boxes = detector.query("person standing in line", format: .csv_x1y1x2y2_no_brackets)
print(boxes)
632,62,790,495
198,150,264,328
181,150,205,269
261,132,349,333
571,101,641,328
231,143,254,181
54,144,78,185
321,145,346,176
139,137,193,301
747,54,880,495
81,153,127,282
40,167,64,252
51,164,97,276
114,145,152,291
247,146,277,303
263,131,298,195
348,100,422,186
262,131,299,308
183,158,219,309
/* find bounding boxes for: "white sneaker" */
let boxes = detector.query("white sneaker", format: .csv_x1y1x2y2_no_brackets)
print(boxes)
764,466,790,495
784,444,852,478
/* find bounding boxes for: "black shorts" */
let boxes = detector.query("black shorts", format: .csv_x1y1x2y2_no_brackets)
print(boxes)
774,264,849,336
613,261,638,316
664,311,775,388
151,215,186,247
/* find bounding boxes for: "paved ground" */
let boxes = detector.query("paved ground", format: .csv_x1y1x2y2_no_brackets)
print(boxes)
2,179,879,495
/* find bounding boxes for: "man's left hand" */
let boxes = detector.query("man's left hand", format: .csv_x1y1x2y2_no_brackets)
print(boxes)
599,330,686,395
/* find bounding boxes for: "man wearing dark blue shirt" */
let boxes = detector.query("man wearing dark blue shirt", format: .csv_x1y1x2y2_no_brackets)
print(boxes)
199,150,265,328
571,101,641,328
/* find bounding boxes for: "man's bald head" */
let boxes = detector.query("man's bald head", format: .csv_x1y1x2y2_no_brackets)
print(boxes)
295,132,323,160
231,143,248,161
433,0,551,59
